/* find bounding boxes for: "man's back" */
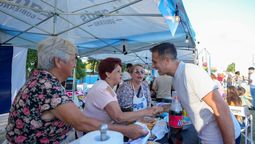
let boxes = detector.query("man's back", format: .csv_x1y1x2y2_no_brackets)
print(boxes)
153,75,172,99
174,62,224,143
150,42,237,144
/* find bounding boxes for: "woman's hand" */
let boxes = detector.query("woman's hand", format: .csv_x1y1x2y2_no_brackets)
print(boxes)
145,106,163,117
124,124,149,139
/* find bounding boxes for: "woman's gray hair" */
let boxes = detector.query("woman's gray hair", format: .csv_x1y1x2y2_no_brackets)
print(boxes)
37,37,77,70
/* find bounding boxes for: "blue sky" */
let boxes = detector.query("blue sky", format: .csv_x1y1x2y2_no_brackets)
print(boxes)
183,0,255,75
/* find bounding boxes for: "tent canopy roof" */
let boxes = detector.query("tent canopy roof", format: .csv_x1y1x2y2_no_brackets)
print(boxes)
0,0,196,63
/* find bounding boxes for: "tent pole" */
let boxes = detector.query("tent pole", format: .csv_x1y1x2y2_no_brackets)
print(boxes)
71,68,80,108
1,29,51,36
133,52,146,64
72,0,118,13
40,0,64,13
0,0,51,14
0,9,51,35
57,15,122,53
53,0,57,35
59,13,162,17
72,68,76,101
2,15,54,44
0,31,37,45
80,40,169,57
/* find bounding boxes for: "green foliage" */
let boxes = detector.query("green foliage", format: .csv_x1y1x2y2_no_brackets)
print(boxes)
26,49,38,78
122,64,128,72
203,67,208,72
87,59,99,74
226,63,235,73
76,57,86,80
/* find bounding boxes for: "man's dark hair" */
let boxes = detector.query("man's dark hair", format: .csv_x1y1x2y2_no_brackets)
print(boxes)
150,42,177,59
235,71,240,75
248,67,254,70
126,63,133,68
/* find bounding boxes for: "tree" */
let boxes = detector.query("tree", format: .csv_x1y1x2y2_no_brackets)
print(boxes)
87,59,99,74
26,49,37,78
226,63,235,73
76,57,86,80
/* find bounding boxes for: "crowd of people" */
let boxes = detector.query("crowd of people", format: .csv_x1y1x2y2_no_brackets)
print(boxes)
4,37,255,144
211,69,254,110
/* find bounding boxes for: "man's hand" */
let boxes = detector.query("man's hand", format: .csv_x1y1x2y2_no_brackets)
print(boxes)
145,106,164,117
161,104,171,112
151,106,164,115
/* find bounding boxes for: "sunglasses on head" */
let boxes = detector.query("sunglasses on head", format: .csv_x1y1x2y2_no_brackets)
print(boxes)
134,70,145,75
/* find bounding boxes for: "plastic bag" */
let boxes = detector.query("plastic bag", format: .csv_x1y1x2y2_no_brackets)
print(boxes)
151,119,168,141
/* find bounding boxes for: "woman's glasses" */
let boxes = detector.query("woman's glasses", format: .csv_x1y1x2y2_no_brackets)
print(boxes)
134,70,145,75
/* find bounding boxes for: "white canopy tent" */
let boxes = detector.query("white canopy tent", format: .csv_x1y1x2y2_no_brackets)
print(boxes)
0,0,196,62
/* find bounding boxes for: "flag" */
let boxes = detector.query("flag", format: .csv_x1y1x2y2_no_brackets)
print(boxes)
0,46,27,114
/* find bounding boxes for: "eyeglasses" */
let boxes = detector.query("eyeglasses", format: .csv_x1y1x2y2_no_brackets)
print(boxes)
134,70,145,75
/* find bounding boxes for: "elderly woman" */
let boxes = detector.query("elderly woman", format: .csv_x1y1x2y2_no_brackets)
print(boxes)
5,37,147,143
84,58,162,124
117,64,151,112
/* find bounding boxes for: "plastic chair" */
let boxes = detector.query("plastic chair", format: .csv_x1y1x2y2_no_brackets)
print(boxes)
229,106,253,144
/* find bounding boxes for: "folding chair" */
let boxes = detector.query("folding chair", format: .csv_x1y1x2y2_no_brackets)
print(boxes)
229,106,253,144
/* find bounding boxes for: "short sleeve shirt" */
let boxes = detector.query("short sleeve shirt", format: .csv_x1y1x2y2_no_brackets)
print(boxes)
173,62,240,141
6,70,72,143
250,72,255,86
152,75,173,99
84,80,118,123
173,62,218,132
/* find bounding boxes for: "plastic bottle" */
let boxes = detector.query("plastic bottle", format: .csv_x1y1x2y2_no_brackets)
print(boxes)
169,93,183,144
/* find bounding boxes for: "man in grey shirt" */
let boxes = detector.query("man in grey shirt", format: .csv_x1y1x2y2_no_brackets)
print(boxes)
151,42,239,144
152,74,173,102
